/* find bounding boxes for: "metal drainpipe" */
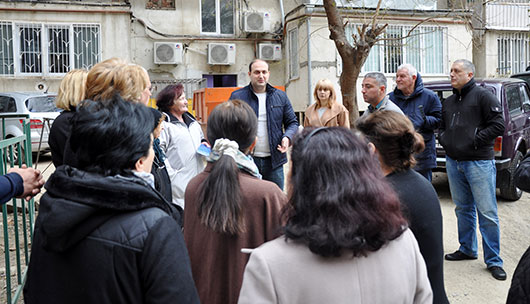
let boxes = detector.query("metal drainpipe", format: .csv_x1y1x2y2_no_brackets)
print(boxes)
279,0,285,28
306,17,312,106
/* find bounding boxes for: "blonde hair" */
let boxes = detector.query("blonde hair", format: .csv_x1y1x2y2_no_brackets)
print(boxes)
85,58,149,103
55,69,88,111
313,78,336,108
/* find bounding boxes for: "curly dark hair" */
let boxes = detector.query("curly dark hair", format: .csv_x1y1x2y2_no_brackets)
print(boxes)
156,83,184,113
284,127,407,257
356,111,425,172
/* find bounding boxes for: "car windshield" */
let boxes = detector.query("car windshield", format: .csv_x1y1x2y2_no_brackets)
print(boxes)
25,96,61,112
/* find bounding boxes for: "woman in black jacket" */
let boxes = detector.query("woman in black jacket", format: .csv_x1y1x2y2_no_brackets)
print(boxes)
24,96,199,304
357,111,449,304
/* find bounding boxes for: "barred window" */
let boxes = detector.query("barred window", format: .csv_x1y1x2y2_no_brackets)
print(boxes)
497,33,530,76
0,22,101,76
346,25,447,75
0,22,14,75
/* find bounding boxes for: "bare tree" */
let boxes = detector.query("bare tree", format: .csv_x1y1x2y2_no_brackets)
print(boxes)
323,0,387,124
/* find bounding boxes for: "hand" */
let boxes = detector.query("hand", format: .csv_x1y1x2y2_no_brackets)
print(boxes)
277,137,290,153
8,165,45,201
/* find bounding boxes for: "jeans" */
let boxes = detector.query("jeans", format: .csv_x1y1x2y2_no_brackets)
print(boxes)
446,156,503,267
253,156,284,190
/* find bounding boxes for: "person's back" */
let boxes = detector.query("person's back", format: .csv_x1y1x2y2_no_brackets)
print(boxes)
183,99,287,304
386,169,447,303
24,97,199,304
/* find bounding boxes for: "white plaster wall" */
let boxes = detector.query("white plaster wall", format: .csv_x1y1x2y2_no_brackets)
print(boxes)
0,3,130,92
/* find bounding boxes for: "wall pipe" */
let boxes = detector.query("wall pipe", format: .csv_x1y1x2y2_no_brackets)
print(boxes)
306,17,312,107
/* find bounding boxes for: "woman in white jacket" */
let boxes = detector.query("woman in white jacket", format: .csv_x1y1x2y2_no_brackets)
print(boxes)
156,84,206,209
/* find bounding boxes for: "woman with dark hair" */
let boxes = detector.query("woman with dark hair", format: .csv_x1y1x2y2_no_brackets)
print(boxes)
238,127,432,303
148,107,173,207
356,111,448,304
157,84,206,208
24,96,199,303
184,99,286,304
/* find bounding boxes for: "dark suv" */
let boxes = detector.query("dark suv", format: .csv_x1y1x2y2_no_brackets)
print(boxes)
424,78,530,201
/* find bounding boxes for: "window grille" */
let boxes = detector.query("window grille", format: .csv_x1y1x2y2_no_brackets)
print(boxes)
345,24,447,75
497,32,530,76
0,22,14,75
289,27,299,79
201,0,234,35
0,21,100,77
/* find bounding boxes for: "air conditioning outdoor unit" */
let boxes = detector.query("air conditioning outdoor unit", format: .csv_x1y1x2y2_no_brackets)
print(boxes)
259,43,282,61
244,12,271,33
154,42,183,64
208,43,236,65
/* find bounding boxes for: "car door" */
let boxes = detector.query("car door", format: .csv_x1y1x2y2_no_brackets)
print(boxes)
504,84,525,157
0,95,22,139
519,84,530,153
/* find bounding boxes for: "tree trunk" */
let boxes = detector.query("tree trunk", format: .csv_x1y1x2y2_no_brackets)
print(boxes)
323,0,387,127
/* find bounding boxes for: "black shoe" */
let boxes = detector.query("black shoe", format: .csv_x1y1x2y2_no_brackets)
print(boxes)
444,250,478,261
488,266,507,281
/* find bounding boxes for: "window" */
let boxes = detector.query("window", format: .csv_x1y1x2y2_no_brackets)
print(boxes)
288,28,299,79
0,22,101,76
497,33,530,76
346,25,446,74
201,0,234,35
505,85,522,114
0,96,16,113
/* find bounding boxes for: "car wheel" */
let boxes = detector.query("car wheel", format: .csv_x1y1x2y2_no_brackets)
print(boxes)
500,150,523,201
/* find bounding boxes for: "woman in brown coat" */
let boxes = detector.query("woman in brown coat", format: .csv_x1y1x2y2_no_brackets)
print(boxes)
184,99,287,304
304,78,349,128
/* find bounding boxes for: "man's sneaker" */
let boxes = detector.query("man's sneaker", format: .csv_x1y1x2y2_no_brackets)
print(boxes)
488,266,507,281
444,250,478,261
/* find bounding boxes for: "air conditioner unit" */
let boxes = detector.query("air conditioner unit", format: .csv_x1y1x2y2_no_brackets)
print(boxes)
259,43,282,61
154,42,183,64
208,43,236,65
244,12,271,33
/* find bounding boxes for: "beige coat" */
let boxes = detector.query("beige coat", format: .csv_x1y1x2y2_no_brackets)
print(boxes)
304,102,350,128
238,229,432,304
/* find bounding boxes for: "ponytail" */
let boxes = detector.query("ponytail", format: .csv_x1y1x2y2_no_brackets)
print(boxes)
197,155,245,234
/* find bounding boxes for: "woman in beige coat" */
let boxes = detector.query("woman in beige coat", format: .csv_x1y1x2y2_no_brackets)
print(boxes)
304,78,349,128
238,127,432,304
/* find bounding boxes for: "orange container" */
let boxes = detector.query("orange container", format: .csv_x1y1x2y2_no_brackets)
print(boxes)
192,86,285,124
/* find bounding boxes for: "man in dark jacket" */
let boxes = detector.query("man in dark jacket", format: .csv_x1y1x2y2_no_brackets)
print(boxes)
229,59,299,190
389,64,442,181
440,59,506,281
24,97,199,303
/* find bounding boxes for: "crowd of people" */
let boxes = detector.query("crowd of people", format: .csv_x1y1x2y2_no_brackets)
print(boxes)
0,56,525,303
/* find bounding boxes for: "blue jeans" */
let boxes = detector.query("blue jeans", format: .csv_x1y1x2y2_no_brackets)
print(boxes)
446,156,503,267
253,156,284,190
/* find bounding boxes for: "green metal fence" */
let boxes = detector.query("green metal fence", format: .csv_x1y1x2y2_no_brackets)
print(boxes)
0,114,35,304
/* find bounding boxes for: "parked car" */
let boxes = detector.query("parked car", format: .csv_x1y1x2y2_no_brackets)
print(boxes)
0,92,61,162
511,71,530,89
424,78,530,201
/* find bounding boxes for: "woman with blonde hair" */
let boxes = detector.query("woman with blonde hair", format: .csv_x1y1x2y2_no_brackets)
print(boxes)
304,78,349,128
85,58,151,105
49,69,88,167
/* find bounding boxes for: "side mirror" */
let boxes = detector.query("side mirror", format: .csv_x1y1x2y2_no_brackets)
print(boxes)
523,103,530,112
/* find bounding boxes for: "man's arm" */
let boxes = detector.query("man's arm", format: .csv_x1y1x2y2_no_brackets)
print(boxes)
1,165,44,204
277,95,299,153
475,91,505,147
421,92,442,131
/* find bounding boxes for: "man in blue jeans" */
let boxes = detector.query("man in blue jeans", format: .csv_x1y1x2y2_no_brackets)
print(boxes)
439,59,506,280
230,59,299,190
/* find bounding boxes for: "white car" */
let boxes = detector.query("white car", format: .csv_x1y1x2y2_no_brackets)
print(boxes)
0,92,61,162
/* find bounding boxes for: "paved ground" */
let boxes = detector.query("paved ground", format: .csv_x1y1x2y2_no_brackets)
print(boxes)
34,156,530,303
433,171,530,303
